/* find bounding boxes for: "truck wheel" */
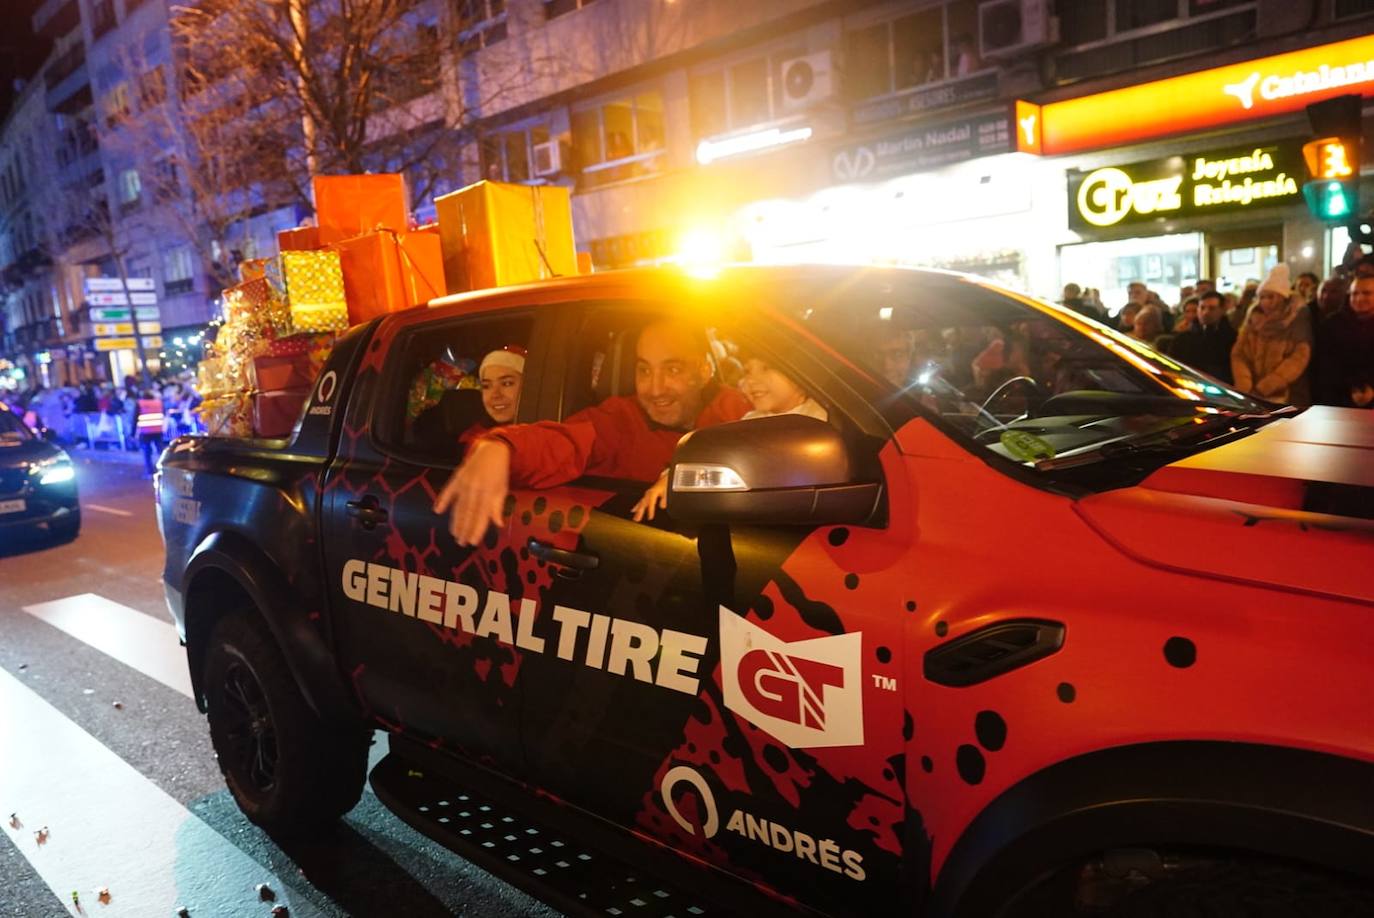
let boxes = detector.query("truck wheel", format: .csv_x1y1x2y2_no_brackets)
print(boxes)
203,611,370,835
1106,859,1374,918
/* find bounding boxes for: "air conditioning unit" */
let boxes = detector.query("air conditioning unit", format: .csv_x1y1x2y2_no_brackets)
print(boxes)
532,140,561,177
979,0,1057,59
779,50,834,112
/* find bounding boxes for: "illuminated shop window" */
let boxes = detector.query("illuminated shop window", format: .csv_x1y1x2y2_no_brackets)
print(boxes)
570,91,664,189
845,1,989,102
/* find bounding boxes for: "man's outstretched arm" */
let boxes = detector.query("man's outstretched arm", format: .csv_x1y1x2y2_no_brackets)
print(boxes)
434,438,511,546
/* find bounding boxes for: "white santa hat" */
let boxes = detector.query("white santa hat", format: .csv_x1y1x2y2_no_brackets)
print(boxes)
480,347,525,376
1258,263,1292,298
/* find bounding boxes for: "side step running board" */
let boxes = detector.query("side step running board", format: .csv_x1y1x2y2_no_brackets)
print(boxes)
370,751,720,917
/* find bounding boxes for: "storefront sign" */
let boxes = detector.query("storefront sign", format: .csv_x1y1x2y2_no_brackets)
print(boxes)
1067,141,1305,230
852,72,998,128
831,111,1012,183
93,335,162,353
1038,34,1374,155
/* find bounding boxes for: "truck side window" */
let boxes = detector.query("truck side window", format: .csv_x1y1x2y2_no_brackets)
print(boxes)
375,315,534,467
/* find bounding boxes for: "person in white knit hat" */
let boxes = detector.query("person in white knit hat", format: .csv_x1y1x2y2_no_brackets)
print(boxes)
1230,263,1312,404
478,346,525,425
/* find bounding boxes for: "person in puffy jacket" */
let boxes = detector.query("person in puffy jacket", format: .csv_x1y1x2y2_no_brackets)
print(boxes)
1231,264,1312,405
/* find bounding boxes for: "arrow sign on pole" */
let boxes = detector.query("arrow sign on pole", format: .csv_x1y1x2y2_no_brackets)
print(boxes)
87,291,159,307
84,277,155,293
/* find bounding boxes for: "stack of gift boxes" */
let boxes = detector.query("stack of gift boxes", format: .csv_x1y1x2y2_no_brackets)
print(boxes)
196,175,579,438
197,174,445,437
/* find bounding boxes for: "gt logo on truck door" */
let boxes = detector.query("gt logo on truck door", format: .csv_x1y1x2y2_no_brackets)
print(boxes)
720,608,864,749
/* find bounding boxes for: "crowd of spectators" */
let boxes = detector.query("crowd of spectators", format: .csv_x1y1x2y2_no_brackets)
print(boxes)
2,372,205,450
1062,251,1374,409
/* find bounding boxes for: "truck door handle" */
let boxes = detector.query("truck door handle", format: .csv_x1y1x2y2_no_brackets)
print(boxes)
527,537,598,579
346,496,388,529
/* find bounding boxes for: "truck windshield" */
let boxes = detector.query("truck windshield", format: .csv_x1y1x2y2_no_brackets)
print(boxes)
797,273,1274,469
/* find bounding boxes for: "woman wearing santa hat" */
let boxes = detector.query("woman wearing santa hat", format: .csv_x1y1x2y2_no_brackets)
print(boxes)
1230,264,1312,405
477,346,525,426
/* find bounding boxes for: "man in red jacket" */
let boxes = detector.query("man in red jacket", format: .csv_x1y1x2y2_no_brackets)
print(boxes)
435,318,749,544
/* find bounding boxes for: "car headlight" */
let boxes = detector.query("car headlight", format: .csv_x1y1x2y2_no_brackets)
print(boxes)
33,456,75,486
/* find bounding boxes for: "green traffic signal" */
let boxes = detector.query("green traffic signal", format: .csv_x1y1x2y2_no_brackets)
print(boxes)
1302,179,1357,221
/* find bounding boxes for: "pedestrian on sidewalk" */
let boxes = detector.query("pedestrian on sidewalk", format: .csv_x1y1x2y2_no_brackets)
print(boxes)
135,390,165,478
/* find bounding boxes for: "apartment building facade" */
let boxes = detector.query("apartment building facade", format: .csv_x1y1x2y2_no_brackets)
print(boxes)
5,0,1374,390
466,0,1374,308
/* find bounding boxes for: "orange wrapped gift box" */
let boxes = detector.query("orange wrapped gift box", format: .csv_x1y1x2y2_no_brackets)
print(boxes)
313,174,408,237
435,180,577,294
336,229,445,323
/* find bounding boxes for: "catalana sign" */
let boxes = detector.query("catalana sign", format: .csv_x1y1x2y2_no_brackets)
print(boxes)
1068,141,1305,230
1037,34,1374,156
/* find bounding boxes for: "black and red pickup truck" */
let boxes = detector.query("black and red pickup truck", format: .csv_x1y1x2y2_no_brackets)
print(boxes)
156,265,1374,917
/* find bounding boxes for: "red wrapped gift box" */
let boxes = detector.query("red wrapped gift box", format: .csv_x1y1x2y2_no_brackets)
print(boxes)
253,388,311,438
337,229,445,324
252,353,318,391
314,174,408,237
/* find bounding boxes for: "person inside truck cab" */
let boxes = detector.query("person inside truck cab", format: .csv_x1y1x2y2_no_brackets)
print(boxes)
631,349,828,522
433,318,749,545
476,347,525,426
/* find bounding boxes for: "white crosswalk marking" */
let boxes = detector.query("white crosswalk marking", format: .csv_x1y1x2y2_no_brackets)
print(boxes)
22,594,192,698
84,503,134,517
0,666,329,918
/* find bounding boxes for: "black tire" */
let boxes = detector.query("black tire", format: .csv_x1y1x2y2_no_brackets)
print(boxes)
50,511,80,543
1106,859,1374,918
203,611,370,835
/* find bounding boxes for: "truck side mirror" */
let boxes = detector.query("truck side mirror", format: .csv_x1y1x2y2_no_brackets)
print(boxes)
666,414,882,526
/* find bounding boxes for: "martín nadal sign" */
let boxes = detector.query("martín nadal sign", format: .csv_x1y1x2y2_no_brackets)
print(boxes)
1067,141,1304,230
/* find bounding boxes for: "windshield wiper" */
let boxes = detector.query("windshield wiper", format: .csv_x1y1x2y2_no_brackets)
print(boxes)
1034,404,1299,471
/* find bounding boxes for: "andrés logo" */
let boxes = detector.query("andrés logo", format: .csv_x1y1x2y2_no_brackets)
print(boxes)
720,608,863,749
660,765,866,881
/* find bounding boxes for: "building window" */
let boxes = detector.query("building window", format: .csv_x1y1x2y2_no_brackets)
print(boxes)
1055,0,1256,82
481,125,560,182
102,82,131,128
457,0,507,53
138,66,166,108
118,169,142,209
544,0,598,19
91,0,116,38
845,1,989,103
1333,0,1374,18
571,91,665,188
689,49,808,139
163,244,195,295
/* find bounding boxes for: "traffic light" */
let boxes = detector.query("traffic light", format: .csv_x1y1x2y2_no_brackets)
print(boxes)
1301,96,1362,224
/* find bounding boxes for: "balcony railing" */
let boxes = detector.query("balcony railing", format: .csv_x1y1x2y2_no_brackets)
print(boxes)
44,43,87,90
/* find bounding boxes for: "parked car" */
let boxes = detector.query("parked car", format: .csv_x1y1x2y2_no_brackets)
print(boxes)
156,265,1374,917
0,402,80,542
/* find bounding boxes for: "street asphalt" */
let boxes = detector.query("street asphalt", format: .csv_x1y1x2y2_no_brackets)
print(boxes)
0,446,561,918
